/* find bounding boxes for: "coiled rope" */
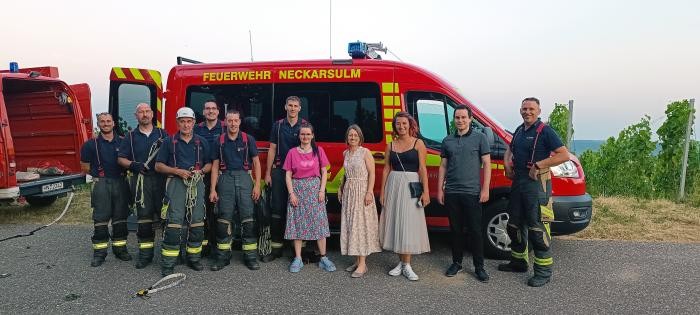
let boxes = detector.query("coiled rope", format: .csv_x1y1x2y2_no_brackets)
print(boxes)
183,168,204,220
133,141,162,208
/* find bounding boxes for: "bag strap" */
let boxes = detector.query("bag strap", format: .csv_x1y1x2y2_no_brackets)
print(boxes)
392,142,407,173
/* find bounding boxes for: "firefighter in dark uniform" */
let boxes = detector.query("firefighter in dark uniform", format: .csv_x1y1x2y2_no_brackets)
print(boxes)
117,103,168,269
155,107,212,276
499,97,570,287
80,113,131,267
263,96,304,262
209,109,262,271
194,99,226,257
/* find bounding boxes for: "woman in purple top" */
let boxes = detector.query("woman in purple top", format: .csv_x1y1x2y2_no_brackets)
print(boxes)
283,123,336,273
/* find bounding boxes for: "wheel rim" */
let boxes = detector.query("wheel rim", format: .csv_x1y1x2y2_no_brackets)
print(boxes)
487,212,511,252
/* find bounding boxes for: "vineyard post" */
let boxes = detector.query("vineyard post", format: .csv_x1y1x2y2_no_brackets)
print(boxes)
679,98,695,201
567,99,574,148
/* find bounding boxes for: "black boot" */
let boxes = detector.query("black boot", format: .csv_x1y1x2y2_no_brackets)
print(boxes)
113,246,132,261
135,249,154,269
497,261,528,273
210,258,230,271
244,252,260,270
91,250,107,267
187,260,204,271
528,275,551,287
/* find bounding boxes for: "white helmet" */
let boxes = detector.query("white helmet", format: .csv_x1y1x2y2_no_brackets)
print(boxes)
176,107,195,119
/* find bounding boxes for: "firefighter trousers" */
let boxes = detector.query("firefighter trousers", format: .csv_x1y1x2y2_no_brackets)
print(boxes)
203,173,216,252
215,170,257,260
91,177,130,255
129,173,165,256
160,177,205,268
506,171,554,279
269,168,288,253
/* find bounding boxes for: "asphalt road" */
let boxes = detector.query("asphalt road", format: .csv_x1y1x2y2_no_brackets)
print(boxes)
0,224,698,314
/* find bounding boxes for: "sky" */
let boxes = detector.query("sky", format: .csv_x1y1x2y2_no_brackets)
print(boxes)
2,0,698,139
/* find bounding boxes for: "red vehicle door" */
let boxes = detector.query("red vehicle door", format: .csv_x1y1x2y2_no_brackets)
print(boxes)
108,67,164,135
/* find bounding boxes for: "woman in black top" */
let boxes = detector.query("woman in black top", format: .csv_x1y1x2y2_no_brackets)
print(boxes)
379,111,431,281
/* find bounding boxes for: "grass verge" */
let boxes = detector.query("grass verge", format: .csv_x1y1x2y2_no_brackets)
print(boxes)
561,196,700,243
0,185,93,225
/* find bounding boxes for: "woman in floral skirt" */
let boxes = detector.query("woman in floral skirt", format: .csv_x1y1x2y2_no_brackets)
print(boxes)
338,125,381,278
283,122,336,273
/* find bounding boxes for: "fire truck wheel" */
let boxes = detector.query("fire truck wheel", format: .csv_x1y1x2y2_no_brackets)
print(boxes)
26,195,58,207
482,198,511,260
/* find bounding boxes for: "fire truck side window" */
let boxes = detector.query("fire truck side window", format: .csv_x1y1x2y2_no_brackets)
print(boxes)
273,82,382,143
407,91,506,158
115,83,152,135
186,84,274,142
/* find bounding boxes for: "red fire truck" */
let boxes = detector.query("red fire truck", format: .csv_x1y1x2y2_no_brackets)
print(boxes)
108,42,592,258
0,64,91,206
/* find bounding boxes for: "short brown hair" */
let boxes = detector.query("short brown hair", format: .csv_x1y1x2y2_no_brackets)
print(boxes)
286,96,301,105
522,97,540,106
345,124,364,145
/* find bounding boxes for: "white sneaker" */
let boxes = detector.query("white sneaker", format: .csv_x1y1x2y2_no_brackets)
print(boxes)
402,264,419,281
388,262,403,276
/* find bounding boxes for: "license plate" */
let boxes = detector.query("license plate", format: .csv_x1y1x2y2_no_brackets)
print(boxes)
41,182,64,193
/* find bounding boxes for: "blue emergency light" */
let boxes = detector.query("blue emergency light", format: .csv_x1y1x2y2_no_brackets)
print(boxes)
348,41,368,59
9,62,19,73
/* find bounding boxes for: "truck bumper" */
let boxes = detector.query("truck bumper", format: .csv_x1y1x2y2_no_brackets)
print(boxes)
551,193,593,235
0,187,20,199
17,174,87,198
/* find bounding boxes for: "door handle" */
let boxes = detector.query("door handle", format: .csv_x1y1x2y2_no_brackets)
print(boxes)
372,152,385,160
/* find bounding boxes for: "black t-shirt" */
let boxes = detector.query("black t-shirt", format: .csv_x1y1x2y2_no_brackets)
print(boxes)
269,118,303,166
511,119,564,171
212,132,259,171
80,135,124,178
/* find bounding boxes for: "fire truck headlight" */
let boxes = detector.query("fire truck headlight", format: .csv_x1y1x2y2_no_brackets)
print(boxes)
550,160,579,178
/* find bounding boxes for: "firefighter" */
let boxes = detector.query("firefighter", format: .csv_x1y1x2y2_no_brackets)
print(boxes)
117,103,168,269
155,107,212,276
263,96,304,262
209,109,262,271
499,97,570,287
80,113,131,267
194,99,226,257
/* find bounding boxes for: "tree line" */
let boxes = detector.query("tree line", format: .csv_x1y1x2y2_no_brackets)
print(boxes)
548,100,699,204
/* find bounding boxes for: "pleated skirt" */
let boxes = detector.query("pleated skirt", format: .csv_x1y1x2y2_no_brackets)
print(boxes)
379,171,430,254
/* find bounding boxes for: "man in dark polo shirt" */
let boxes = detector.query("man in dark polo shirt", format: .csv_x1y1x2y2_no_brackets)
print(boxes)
437,105,491,283
194,99,226,257
498,97,569,287
263,95,304,262
117,103,168,269
155,107,212,276
209,109,262,271
80,113,131,267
